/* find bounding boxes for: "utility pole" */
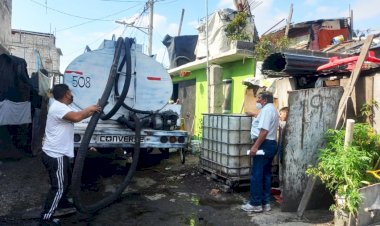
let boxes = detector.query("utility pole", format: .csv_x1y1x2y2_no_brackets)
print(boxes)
206,0,210,113
148,0,154,56
115,0,153,55
178,9,185,36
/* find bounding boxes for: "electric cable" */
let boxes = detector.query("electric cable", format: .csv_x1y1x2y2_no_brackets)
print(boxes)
30,0,116,21
57,3,142,32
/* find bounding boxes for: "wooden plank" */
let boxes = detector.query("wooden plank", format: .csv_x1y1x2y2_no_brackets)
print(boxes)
335,34,374,129
297,35,374,217
282,87,343,212
296,176,316,216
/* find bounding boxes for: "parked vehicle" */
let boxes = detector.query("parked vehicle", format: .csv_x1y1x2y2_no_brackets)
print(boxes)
63,36,187,213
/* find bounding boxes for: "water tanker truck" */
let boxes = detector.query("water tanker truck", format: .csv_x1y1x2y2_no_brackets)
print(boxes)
62,36,187,213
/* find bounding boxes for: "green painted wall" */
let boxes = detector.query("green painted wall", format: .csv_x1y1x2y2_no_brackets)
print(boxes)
221,59,255,113
173,58,255,138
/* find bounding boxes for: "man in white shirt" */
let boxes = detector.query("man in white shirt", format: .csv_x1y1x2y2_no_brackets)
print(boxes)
241,91,279,213
40,84,101,225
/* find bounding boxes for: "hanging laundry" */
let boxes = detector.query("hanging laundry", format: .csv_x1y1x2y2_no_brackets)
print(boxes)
38,70,52,97
0,99,31,125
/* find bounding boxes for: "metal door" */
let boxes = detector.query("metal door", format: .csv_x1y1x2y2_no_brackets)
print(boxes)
178,79,196,135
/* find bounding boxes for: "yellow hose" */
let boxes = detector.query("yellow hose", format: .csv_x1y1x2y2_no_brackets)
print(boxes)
367,169,380,180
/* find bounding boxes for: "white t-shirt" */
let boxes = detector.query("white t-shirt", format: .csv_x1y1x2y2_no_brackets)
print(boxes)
42,100,75,158
250,103,279,141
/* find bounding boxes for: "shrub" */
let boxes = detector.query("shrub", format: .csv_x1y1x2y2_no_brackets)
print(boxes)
306,123,380,214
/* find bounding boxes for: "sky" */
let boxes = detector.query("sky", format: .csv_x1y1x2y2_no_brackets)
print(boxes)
11,0,380,73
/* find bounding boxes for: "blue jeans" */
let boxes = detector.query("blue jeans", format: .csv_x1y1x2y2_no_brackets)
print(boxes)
249,139,277,206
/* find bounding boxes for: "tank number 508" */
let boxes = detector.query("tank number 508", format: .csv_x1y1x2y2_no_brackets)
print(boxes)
72,76,91,88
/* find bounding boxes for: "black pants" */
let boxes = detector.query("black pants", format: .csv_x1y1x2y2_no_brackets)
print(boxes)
41,152,72,220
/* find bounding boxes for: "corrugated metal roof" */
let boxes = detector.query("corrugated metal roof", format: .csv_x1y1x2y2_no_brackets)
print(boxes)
262,49,348,77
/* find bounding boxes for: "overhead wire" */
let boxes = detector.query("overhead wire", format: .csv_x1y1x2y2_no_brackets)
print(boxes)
63,11,146,67
125,4,149,37
29,0,144,32
57,3,143,32
156,0,178,5
30,0,115,21
62,0,147,59
100,0,145,2
64,25,122,57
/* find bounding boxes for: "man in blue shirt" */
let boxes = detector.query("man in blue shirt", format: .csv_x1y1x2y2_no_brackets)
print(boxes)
242,91,279,213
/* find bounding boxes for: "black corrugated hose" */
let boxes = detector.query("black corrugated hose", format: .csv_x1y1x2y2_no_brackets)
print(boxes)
71,37,141,213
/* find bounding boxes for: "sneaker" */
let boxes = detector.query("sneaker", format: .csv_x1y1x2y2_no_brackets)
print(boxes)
263,204,271,212
39,218,61,226
241,203,263,212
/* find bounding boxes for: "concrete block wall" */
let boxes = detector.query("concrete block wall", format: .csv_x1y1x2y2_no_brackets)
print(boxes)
10,31,61,75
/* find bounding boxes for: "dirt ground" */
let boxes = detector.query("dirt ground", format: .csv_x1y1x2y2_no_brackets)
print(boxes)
0,148,334,226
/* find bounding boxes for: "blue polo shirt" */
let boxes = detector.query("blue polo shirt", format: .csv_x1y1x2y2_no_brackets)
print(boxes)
250,103,279,141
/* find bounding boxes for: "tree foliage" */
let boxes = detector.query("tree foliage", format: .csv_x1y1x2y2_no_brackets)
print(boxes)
224,12,250,41
253,35,289,61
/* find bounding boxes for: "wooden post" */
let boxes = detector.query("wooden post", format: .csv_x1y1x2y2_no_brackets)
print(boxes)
344,119,355,147
284,3,293,37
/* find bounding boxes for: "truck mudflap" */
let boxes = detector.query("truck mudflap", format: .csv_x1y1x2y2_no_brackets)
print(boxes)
73,128,188,149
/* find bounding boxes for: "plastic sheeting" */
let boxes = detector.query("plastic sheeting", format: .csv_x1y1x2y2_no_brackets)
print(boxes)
195,8,258,59
162,35,198,69
0,54,31,102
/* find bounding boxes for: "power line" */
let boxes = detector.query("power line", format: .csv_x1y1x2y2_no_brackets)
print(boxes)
29,0,144,32
56,3,143,32
64,25,122,57
30,0,114,21
156,0,179,5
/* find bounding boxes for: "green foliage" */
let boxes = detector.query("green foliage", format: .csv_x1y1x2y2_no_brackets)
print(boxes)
253,35,289,61
359,100,379,124
194,117,203,140
224,12,250,41
306,123,380,214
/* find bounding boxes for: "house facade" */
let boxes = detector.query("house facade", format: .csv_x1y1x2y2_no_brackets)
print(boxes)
166,8,258,138
0,0,12,54
169,46,256,138
9,30,62,76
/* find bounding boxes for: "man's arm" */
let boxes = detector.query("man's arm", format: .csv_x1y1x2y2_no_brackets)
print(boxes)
63,105,101,123
250,128,268,155
245,111,258,117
